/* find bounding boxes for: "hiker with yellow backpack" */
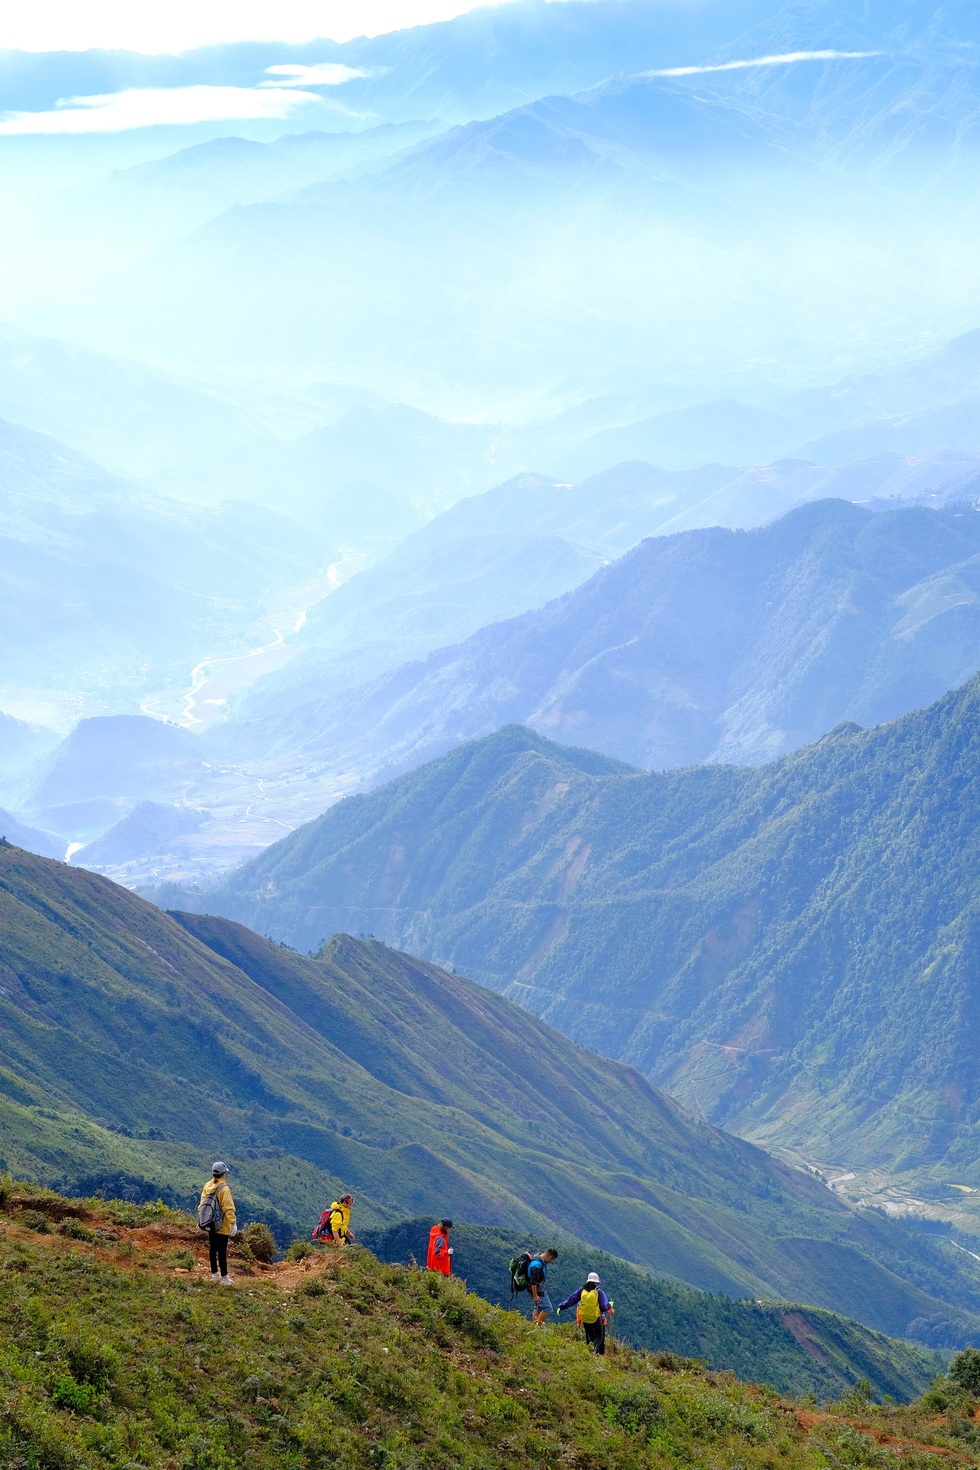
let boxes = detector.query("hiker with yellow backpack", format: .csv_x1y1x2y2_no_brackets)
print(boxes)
557,1272,614,1354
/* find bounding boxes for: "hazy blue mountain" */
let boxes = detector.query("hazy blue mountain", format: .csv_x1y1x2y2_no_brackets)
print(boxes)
549,333,980,479
786,330,980,435
280,403,517,529
41,5,980,418
388,463,740,554
214,500,980,785
0,713,57,785
651,454,980,534
216,464,734,749
89,120,444,237
71,801,210,874
559,401,803,478
24,717,206,841
0,413,330,726
0,807,63,860
800,395,980,467
0,324,279,502
8,839,980,1344
166,670,980,1199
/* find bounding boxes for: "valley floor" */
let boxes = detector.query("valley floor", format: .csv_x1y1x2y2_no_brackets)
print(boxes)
1,1183,978,1469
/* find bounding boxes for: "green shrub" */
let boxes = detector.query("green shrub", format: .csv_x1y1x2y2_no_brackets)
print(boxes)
240,1222,277,1263
170,1248,197,1269
604,1389,662,1435
836,1376,875,1413
19,1208,49,1233
57,1217,95,1242
949,1346,980,1397
52,1325,120,1388
50,1373,100,1415
285,1238,316,1261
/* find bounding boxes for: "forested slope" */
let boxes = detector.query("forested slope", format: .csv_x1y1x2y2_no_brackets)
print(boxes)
6,842,980,1340
180,671,980,1186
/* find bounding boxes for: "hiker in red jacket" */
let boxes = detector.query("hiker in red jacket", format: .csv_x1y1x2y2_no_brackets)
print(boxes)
427,1218,454,1275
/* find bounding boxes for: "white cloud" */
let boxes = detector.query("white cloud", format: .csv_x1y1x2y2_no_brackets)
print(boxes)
642,49,882,80
0,83,328,135
262,62,370,88
0,1,524,53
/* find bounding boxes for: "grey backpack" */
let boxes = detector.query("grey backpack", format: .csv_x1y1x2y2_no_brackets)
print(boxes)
197,1186,223,1232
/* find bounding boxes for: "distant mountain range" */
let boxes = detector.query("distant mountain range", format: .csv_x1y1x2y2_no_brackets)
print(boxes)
215,499,980,784
166,667,980,1201
43,8,980,407
6,839,980,1347
0,414,326,730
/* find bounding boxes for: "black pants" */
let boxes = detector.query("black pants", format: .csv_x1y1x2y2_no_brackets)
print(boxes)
584,1320,606,1355
208,1230,228,1275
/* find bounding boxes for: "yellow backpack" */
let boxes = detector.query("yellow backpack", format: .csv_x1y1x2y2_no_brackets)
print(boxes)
577,1287,601,1324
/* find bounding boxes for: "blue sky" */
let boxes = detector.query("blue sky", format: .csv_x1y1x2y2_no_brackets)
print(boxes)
0,0,527,53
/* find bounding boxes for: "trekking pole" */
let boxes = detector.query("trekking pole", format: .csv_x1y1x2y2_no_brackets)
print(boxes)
607,1300,615,1355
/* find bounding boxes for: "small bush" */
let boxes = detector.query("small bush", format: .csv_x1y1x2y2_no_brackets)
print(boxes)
285,1239,316,1261
240,1223,276,1264
19,1209,49,1233
171,1249,197,1269
302,1277,326,1297
0,1171,12,1208
605,1390,662,1435
949,1346,980,1397
836,1377,875,1414
57,1217,95,1242
50,1373,100,1415
53,1326,120,1388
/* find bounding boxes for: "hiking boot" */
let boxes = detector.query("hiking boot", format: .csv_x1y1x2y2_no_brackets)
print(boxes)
220,1275,234,1285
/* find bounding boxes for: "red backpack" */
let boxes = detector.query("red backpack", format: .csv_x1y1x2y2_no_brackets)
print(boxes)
312,1209,335,1242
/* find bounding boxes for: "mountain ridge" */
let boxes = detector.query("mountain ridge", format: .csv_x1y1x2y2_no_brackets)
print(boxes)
164,667,980,1198
6,840,980,1340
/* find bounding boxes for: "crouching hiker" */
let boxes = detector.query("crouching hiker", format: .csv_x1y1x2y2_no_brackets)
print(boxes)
427,1218,454,1275
198,1161,238,1284
557,1271,613,1354
313,1193,356,1245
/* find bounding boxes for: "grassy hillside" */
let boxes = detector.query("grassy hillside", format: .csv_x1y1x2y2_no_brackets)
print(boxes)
1,1182,977,1470
175,672,980,1192
6,843,980,1344
363,1219,947,1402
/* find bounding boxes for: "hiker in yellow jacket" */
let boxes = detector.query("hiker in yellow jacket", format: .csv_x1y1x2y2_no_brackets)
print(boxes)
199,1161,238,1284
326,1193,355,1244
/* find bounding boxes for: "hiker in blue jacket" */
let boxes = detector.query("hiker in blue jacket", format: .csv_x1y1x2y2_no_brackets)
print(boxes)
528,1248,558,1325
557,1271,613,1354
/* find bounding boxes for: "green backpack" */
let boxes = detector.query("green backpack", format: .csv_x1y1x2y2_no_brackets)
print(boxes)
509,1250,533,1296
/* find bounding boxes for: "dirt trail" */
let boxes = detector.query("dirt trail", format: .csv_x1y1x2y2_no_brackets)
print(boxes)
793,1409,974,1462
